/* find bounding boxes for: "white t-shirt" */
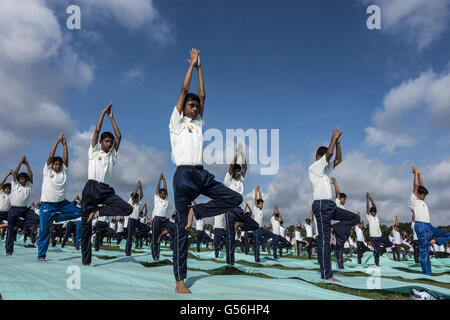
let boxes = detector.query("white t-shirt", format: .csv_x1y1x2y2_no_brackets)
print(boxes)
392,229,401,245
0,191,10,212
214,214,225,229
223,172,244,195
169,106,204,166
109,221,115,230
335,198,346,209
34,207,40,216
411,222,418,240
205,229,212,238
367,214,382,238
128,198,141,220
308,155,334,201
305,224,313,238
139,216,146,223
88,144,118,185
295,230,302,241
117,222,124,233
10,181,32,207
123,216,129,227
41,162,67,203
408,193,430,223
196,218,204,231
389,236,395,247
355,226,365,242
270,216,280,235
152,194,169,218
252,205,263,227
280,226,286,238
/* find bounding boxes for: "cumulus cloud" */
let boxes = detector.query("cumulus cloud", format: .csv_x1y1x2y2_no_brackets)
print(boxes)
123,67,145,82
360,0,450,49
0,0,93,157
254,151,450,228
54,0,174,45
365,66,450,153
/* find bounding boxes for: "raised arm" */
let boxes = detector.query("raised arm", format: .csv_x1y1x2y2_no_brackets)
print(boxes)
366,192,376,214
310,210,314,222
138,180,144,201
254,186,259,206
325,128,342,162
331,177,341,199
334,133,342,168
131,180,140,200
92,104,110,148
47,133,63,166
196,52,205,118
412,166,424,197
106,106,122,152
395,216,399,228
0,169,13,189
245,202,253,215
23,156,33,184
13,156,25,182
175,49,199,115
238,143,247,177
61,134,69,167
228,153,239,176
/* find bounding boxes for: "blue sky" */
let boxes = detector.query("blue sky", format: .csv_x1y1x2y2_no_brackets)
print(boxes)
1,0,449,226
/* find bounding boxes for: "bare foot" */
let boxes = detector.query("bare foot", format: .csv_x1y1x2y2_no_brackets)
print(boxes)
185,208,195,230
175,280,191,294
327,277,341,282
87,207,100,222
5,253,12,256
83,264,90,267
38,259,45,262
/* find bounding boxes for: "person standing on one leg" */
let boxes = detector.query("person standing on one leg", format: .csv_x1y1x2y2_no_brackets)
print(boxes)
169,49,257,293
252,186,265,263
409,166,450,276
151,174,170,261
0,171,13,229
125,180,143,256
308,128,359,281
391,217,402,261
222,145,255,265
305,211,315,259
80,103,133,266
411,214,420,264
6,156,33,256
365,193,393,266
270,207,283,260
355,212,368,264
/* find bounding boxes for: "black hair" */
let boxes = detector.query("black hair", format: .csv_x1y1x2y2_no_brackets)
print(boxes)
2,183,11,190
17,172,29,182
183,93,200,109
256,199,264,205
52,156,63,165
417,186,429,195
316,146,328,158
340,193,347,199
131,193,139,202
232,164,242,172
159,188,167,194
100,131,115,142
274,213,279,217
369,207,377,214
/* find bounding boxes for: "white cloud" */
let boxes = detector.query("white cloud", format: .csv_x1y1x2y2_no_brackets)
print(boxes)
0,0,94,157
365,66,450,153
255,151,450,228
60,0,174,45
123,67,144,82
361,0,450,49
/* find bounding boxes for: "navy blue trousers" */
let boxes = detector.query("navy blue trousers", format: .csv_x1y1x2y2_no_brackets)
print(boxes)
213,227,226,258
125,218,139,256
224,213,258,265
80,180,133,265
172,165,247,281
152,216,171,260
5,206,30,254
312,199,359,279
370,236,393,266
244,231,254,254
62,221,76,247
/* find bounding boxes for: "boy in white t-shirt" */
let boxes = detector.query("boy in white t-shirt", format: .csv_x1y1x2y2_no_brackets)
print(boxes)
0,170,13,227
391,216,403,261
5,156,33,255
151,174,170,261
411,214,420,263
80,104,133,265
169,49,254,294
38,133,82,260
366,192,393,266
304,211,315,258
308,128,359,281
125,180,143,256
410,166,450,275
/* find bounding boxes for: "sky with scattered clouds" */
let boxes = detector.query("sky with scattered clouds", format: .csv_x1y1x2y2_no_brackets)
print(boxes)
0,0,449,227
